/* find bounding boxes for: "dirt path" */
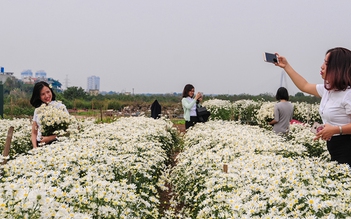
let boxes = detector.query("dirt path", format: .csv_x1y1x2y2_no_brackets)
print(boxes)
172,124,186,133
158,124,185,215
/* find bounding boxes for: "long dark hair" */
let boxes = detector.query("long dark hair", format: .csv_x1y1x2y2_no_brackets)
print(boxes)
324,47,351,91
182,84,194,98
275,87,289,101
30,81,56,108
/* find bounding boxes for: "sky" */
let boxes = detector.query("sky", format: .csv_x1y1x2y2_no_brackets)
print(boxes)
1,0,351,95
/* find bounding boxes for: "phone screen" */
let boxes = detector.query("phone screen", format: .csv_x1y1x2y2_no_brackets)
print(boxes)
264,52,278,63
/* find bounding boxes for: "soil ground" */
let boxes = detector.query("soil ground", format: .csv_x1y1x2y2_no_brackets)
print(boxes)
172,124,186,133
158,124,185,215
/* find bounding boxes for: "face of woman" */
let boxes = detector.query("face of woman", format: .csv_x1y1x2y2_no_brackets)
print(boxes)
188,88,195,97
40,86,52,103
320,52,330,80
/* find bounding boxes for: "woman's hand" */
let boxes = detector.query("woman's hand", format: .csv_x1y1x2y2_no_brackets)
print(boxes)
274,53,288,69
313,124,338,141
40,135,57,144
269,119,277,125
195,92,202,100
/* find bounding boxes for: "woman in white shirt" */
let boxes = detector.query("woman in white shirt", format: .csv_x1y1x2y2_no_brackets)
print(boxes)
181,84,202,130
275,47,351,166
30,81,69,148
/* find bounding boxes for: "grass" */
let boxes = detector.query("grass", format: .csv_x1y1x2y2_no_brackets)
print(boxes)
171,119,185,125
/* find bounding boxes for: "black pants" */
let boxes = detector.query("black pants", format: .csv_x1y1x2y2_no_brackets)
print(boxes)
327,135,351,166
185,116,198,130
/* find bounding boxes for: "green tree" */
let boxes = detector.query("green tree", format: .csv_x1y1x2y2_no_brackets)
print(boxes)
91,98,106,110
107,100,122,110
20,83,34,94
3,77,21,95
295,92,305,97
63,86,87,100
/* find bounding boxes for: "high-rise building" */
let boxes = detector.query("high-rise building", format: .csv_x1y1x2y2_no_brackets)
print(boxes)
87,75,100,91
21,69,33,79
35,70,47,79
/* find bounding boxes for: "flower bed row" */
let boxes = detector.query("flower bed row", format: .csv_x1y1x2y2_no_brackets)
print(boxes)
202,99,322,127
165,121,351,218
1,98,349,218
0,117,178,218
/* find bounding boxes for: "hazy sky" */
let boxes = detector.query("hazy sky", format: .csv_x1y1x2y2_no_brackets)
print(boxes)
1,1,351,95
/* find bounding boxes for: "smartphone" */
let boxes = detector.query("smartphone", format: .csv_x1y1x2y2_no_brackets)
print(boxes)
310,122,324,134
263,52,278,63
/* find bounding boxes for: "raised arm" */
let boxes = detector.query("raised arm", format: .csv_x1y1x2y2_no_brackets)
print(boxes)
182,98,196,109
275,53,320,97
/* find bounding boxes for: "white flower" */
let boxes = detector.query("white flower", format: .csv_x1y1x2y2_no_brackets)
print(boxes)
36,101,76,136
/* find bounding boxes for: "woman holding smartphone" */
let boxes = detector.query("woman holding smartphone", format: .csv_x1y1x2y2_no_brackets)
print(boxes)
182,84,203,130
274,47,351,166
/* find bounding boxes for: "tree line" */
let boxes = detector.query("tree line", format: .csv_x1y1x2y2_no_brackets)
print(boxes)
1,77,320,118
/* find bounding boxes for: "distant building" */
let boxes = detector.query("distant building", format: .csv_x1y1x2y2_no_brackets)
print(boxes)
21,70,35,84
88,89,99,96
0,67,15,84
87,76,100,92
21,70,33,79
0,73,15,84
35,70,47,80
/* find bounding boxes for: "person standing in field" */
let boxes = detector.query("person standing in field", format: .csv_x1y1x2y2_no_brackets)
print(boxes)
274,47,351,166
269,87,294,135
30,81,69,148
181,84,203,130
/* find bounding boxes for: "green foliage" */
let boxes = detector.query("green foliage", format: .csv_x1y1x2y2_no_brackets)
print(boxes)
95,116,118,124
107,100,122,110
63,86,88,100
4,99,33,117
295,92,305,97
91,99,107,109
171,119,185,125
72,99,90,109
4,105,33,116
289,95,320,104
211,107,233,121
3,77,21,95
